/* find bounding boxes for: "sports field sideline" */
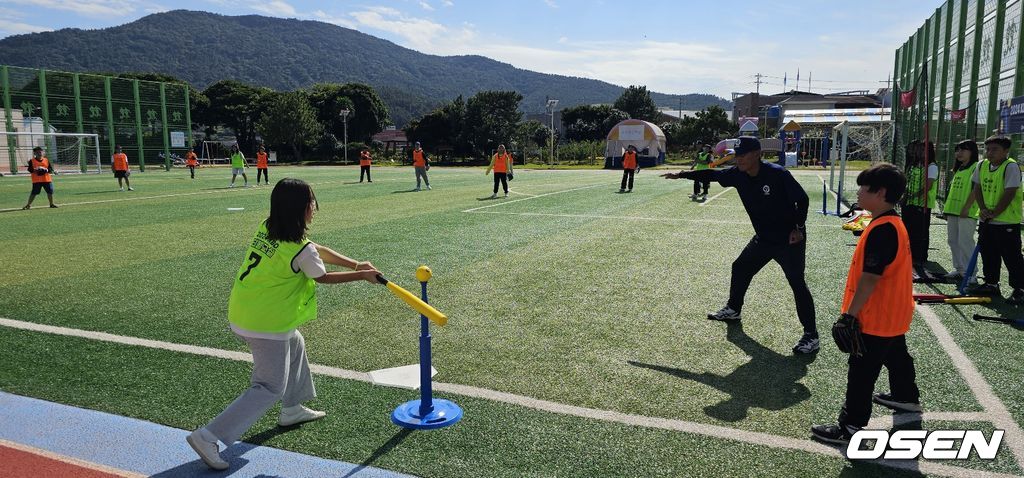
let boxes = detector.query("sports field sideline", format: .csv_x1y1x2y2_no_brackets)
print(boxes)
1,165,1023,477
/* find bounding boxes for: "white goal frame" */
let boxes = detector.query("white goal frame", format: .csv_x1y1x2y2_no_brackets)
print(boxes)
1,131,102,174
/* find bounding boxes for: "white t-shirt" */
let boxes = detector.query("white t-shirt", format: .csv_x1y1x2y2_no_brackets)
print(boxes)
971,160,1022,225
231,243,327,340
927,163,938,180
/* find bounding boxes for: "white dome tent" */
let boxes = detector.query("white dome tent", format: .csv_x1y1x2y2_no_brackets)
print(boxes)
604,119,667,168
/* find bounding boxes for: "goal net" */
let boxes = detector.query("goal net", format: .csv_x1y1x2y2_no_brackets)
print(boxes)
1,132,102,175
826,121,892,214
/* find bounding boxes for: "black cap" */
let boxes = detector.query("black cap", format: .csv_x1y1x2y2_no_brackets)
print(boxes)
32,146,43,152
734,136,761,155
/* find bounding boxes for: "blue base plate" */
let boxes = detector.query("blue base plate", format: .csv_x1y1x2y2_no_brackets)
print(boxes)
391,399,463,430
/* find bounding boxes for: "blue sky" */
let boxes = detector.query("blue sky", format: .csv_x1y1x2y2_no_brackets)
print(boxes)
0,0,939,99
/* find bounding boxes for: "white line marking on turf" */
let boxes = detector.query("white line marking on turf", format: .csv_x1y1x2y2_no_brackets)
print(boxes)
866,411,989,430
0,317,1007,478
698,187,733,206
468,210,836,228
915,304,1024,471
508,190,537,197
817,174,850,215
461,183,606,212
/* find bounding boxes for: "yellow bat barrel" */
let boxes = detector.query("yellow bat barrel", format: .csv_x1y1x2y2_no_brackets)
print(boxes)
377,274,448,326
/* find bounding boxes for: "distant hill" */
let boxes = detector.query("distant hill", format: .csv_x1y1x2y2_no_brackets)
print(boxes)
0,10,731,126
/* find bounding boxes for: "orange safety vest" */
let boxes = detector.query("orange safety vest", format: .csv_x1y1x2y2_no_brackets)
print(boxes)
256,152,268,168
492,153,510,173
412,149,426,167
28,157,52,183
360,151,371,166
186,151,198,166
841,215,914,337
112,153,129,171
623,151,637,170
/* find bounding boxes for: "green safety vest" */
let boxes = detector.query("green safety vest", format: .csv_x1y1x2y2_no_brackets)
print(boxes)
228,222,318,333
942,164,979,218
695,152,711,171
231,152,245,168
905,165,937,208
978,158,1023,224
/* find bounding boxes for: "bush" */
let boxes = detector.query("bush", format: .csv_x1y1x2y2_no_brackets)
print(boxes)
556,140,604,164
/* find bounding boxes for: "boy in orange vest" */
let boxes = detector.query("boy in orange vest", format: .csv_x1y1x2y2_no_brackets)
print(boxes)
411,141,430,190
359,148,372,183
22,146,58,209
486,144,514,198
112,145,133,191
619,145,638,193
811,163,919,445
255,145,270,186
185,148,199,179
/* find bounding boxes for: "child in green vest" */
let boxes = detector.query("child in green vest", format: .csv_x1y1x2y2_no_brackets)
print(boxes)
969,135,1024,303
690,144,713,201
942,140,980,283
187,178,381,470
228,143,249,188
901,140,938,274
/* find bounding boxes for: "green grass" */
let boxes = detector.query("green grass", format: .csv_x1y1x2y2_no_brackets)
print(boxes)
0,165,1020,476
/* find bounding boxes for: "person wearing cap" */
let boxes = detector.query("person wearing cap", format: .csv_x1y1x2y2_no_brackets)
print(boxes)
410,141,431,191
661,136,818,354
22,146,58,209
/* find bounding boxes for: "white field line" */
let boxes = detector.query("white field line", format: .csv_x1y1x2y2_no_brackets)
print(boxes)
817,174,851,215
0,317,1012,478
461,183,606,212
866,411,990,430
915,304,1024,471
699,187,734,206
467,210,836,228
508,190,538,197
0,438,145,478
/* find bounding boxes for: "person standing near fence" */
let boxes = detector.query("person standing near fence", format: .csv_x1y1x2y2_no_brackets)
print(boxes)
255,145,270,186
486,144,514,198
619,145,638,193
411,141,431,191
942,140,980,284
969,135,1024,304
22,146,57,210
186,148,199,179
112,145,133,192
690,144,713,201
359,148,372,183
900,140,937,276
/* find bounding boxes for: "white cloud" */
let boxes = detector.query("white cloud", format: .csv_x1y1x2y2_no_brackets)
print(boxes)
0,19,53,36
543,0,558,8
6,0,135,17
419,1,434,11
251,0,296,17
442,0,453,6
349,7,475,54
312,9,356,28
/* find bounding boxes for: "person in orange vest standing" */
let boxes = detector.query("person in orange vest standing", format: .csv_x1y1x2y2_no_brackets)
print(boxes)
619,145,639,193
112,145,133,191
410,141,430,191
185,147,199,179
359,148,372,183
22,146,58,209
811,163,920,445
256,145,270,186
485,144,514,198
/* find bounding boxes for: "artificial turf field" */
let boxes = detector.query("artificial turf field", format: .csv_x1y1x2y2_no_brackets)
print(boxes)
0,164,1023,477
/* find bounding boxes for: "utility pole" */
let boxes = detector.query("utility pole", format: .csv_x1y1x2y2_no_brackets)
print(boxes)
678,97,682,120
754,73,764,94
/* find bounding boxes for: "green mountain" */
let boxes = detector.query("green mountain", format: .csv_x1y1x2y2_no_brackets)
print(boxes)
0,10,731,126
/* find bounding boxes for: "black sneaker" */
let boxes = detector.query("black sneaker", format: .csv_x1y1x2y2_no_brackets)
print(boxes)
707,306,740,321
792,334,820,354
872,392,922,412
967,283,1001,297
1007,289,1024,305
811,423,860,445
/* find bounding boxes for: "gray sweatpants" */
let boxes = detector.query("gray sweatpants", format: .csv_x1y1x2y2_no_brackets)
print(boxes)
946,214,978,280
415,166,429,187
205,331,316,445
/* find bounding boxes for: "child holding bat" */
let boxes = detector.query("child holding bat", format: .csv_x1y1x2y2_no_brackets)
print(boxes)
188,178,379,470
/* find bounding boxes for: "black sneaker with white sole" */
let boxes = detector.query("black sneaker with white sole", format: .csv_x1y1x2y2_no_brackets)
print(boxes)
811,423,860,445
967,282,1001,297
872,393,922,412
707,306,740,321
792,334,820,354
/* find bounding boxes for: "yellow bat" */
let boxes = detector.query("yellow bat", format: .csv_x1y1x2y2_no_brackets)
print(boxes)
917,296,991,304
376,275,448,326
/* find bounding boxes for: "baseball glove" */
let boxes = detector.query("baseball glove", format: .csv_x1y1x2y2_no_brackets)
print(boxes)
832,313,865,357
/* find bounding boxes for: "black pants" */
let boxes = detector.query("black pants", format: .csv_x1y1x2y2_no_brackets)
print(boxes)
493,172,508,193
360,166,371,182
979,222,1024,289
901,205,930,264
257,167,268,184
188,166,195,178
693,178,710,195
620,168,635,190
838,333,919,429
727,236,817,335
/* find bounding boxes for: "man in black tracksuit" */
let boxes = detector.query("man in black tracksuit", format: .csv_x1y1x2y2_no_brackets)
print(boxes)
661,136,818,354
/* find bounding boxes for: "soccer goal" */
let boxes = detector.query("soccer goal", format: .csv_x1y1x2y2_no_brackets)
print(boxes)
825,121,892,215
0,131,102,175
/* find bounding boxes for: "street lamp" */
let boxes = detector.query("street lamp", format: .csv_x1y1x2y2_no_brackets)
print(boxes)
339,109,350,165
546,99,558,164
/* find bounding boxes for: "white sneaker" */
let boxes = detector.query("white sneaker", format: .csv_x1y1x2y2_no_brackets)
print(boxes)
489,193,497,199
127,187,134,191
426,185,432,190
707,306,741,321
279,405,326,427
414,187,421,191
504,192,508,198
119,187,124,191
688,193,697,199
187,429,229,470
228,184,235,188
